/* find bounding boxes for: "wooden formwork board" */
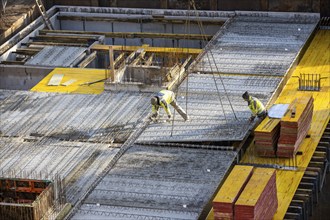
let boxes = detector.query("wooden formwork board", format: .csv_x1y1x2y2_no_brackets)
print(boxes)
213,165,254,219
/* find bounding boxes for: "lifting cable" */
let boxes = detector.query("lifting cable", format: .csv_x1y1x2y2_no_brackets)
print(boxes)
170,3,192,136
184,2,192,117
189,0,238,121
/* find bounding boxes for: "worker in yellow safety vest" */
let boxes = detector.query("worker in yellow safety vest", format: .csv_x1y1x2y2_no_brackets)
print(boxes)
242,91,267,122
150,89,189,121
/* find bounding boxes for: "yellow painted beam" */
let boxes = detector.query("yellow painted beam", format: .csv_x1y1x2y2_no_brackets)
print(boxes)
91,44,202,57
39,29,213,41
31,68,106,94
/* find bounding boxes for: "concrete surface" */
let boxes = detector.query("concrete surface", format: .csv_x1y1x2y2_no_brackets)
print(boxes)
71,144,237,219
0,65,53,90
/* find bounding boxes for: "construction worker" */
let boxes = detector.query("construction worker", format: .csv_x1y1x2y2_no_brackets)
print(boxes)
242,91,267,122
150,89,189,121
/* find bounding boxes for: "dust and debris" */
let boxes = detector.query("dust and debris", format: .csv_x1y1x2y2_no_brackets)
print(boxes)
0,0,35,34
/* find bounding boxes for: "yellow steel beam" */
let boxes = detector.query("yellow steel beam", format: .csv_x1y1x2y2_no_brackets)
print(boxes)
22,42,88,47
106,46,115,81
91,44,202,58
39,30,213,41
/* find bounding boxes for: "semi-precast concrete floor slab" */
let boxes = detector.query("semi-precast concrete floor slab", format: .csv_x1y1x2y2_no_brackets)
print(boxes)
0,90,151,143
71,144,237,219
0,89,152,204
0,137,119,204
192,14,318,75
25,46,87,67
138,74,281,142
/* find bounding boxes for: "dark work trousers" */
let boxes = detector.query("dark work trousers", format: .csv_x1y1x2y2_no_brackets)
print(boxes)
257,110,268,120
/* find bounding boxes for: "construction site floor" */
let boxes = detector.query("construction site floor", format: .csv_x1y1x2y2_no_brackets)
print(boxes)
207,29,330,220
242,29,329,219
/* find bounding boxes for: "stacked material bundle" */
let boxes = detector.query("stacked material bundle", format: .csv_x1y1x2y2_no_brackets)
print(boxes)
254,118,281,157
235,168,278,220
277,96,314,157
213,165,254,220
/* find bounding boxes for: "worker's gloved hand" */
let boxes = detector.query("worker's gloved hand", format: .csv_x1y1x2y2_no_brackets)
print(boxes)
249,116,255,122
149,113,158,121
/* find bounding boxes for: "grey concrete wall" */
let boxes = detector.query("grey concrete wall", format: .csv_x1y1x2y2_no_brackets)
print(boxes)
59,18,216,48
46,0,99,7
47,0,327,16
124,66,165,85
0,66,53,90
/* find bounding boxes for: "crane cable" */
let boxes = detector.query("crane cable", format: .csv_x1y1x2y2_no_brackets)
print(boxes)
170,1,192,137
190,0,238,121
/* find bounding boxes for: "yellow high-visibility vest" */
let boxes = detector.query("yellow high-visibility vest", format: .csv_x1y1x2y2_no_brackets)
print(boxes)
151,90,175,116
248,96,265,117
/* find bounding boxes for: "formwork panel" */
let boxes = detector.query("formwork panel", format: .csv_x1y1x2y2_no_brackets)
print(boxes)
71,144,237,219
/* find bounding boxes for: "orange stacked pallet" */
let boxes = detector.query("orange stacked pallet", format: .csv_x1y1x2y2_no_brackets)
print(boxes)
277,96,314,157
235,168,278,220
213,165,254,220
254,118,281,157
